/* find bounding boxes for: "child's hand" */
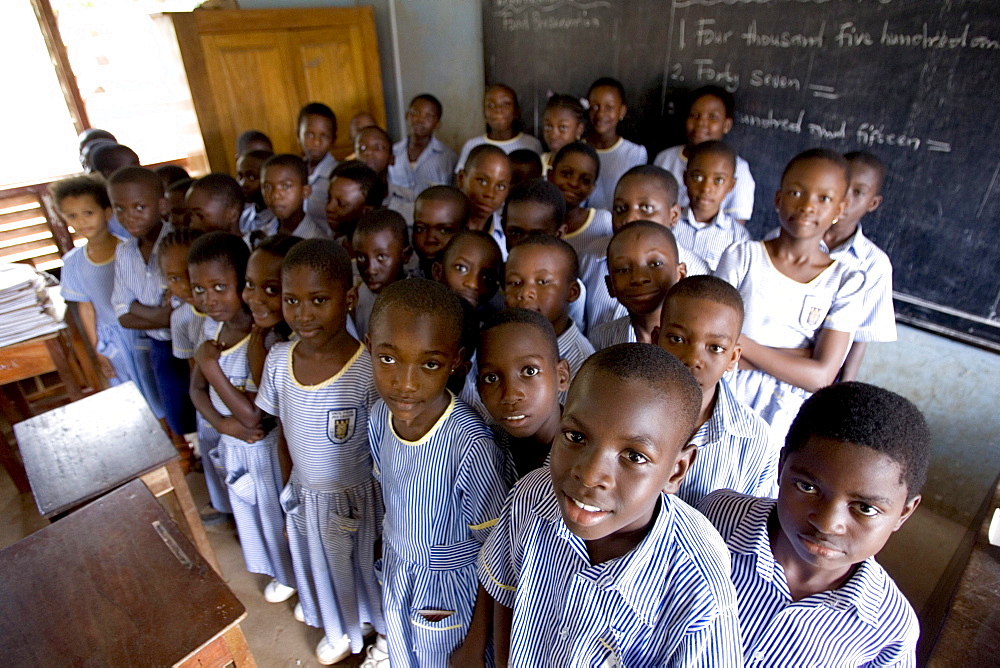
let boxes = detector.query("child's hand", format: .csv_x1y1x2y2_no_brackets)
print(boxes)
195,340,223,367
161,289,172,307
218,417,264,443
96,354,117,379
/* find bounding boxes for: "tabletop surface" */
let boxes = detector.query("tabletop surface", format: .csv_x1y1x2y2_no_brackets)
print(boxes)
0,479,245,666
13,382,178,516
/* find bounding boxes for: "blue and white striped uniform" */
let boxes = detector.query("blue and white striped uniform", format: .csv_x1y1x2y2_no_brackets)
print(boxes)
676,381,779,507
207,322,294,588
654,145,756,221
170,303,207,360
389,136,457,202
562,207,612,259
455,132,544,173
239,204,277,243
485,211,508,261
714,241,865,438
589,315,637,351
305,152,338,223
589,138,648,211
556,320,595,404
698,491,918,667
370,394,507,667
675,207,751,272
256,341,384,653
479,467,743,667
112,221,173,341
291,212,332,241
351,282,377,342
61,243,161,407
188,314,230,515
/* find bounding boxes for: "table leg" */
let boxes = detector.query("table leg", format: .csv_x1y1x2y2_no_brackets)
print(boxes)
165,460,222,575
43,336,82,401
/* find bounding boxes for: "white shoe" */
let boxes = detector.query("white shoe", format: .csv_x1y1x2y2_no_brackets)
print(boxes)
263,579,296,603
316,634,352,665
293,602,305,623
360,642,390,668
375,634,388,653
361,622,376,638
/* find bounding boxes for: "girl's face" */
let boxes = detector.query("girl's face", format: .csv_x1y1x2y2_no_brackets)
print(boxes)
686,94,732,145
587,85,625,139
547,151,598,209
775,158,848,241
542,107,585,153
189,259,244,323
484,87,516,134
160,244,194,305
242,250,285,329
282,265,354,346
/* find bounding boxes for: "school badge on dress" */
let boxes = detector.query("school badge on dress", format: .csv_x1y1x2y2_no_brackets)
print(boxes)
800,297,827,329
327,408,356,444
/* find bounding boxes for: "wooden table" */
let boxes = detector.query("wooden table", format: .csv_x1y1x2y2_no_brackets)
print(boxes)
0,329,83,401
0,479,254,667
12,382,219,572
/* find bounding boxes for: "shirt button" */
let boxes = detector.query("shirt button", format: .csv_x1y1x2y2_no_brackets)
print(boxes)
600,576,614,589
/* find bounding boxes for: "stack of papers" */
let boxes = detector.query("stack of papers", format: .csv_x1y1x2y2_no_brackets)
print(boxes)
0,263,67,348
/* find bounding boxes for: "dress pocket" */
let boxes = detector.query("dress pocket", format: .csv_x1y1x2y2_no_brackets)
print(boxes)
225,469,257,505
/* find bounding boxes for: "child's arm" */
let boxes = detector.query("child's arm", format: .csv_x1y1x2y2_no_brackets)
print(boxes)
74,301,116,379
739,327,852,392
246,325,269,388
450,584,492,667
119,298,172,330
194,340,262,429
189,362,264,442
838,341,867,382
493,601,513,667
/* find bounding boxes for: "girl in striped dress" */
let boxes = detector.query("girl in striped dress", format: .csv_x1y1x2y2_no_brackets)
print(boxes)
255,239,385,666
187,232,295,604
367,279,508,667
584,77,648,211
455,83,543,172
546,142,613,258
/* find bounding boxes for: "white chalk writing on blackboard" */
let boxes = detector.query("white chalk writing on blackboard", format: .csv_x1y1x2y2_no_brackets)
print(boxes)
673,0,893,7
494,0,611,32
741,21,825,48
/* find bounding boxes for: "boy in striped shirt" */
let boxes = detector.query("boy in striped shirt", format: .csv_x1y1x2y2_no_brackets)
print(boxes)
479,344,742,667
698,382,927,667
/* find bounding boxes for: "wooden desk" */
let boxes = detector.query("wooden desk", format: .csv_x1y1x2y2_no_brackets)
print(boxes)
13,382,219,572
0,479,254,667
0,329,84,402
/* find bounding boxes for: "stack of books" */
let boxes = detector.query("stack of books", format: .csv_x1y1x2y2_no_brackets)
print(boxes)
0,263,67,348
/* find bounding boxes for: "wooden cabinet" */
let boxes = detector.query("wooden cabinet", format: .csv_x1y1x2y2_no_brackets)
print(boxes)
169,8,385,175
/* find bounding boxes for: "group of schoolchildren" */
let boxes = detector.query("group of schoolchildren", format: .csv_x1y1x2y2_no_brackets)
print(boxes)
49,76,926,667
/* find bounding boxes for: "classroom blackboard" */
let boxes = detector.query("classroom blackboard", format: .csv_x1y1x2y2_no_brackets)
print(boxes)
483,0,1000,350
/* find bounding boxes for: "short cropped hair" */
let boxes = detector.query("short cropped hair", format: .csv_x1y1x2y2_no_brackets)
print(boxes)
160,226,204,254
358,125,392,146
588,77,627,105
236,130,273,155
608,220,679,265
508,232,579,283
503,178,567,227
441,229,502,266
167,178,194,196
544,94,587,127
416,186,469,226
369,278,464,345
331,160,384,206
689,85,736,119
618,165,679,205
785,382,931,500
411,93,443,119
251,232,303,255
687,140,737,173
78,128,116,152
51,176,111,210
241,149,274,164
552,141,601,180
262,154,308,185
155,164,190,186
845,151,888,191
190,173,244,210
297,102,337,136
282,238,353,288
187,231,250,288
93,144,140,178
465,144,509,172
781,148,850,185
664,276,744,330
575,343,702,439
480,307,559,362
354,208,409,248
107,166,163,197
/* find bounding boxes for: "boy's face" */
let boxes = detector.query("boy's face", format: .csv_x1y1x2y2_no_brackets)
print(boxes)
160,244,193,304
774,437,920,579
433,236,501,308
477,322,569,439
355,128,394,175
840,163,883,229
548,152,597,209
684,152,736,222
611,176,680,231
262,165,310,223
353,228,411,294
189,260,242,323
503,201,564,251
326,177,367,235
775,158,847,240
298,114,335,164
368,309,463,425
406,99,440,140
657,296,740,395
504,244,579,333
349,113,376,142
282,265,355,346
186,188,239,233
58,194,111,241
109,182,167,240
458,155,511,221
166,189,189,227
542,107,585,154
587,85,625,139
606,228,685,316
484,87,516,133
236,154,265,207
413,199,464,262
551,370,695,550
686,94,732,145
243,250,284,329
